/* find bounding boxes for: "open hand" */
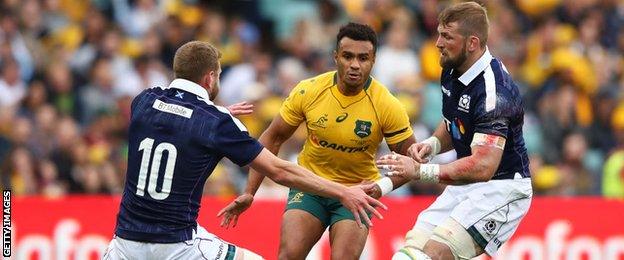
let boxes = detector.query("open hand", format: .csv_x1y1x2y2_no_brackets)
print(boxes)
339,185,387,228
217,193,254,228
376,152,419,180
407,143,433,163
226,101,254,116
357,180,381,199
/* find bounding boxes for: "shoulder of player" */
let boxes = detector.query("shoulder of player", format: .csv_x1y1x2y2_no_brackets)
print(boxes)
192,99,249,132
470,59,514,96
131,86,166,109
471,75,518,116
367,78,402,105
192,98,232,118
293,71,336,95
486,58,515,89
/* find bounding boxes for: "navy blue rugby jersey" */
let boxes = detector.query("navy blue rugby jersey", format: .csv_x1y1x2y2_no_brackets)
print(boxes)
114,79,263,243
440,49,530,180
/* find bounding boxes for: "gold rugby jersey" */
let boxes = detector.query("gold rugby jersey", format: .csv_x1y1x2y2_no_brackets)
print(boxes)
280,71,413,185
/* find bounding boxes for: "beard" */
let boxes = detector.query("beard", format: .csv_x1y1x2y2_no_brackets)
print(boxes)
209,80,219,101
440,43,468,70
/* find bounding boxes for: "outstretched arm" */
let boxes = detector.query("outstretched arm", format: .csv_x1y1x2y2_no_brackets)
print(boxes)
368,136,416,198
217,115,298,228
408,121,454,163
377,134,505,185
244,115,298,195
252,149,386,227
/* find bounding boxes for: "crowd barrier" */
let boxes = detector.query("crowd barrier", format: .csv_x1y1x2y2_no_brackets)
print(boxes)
10,196,624,260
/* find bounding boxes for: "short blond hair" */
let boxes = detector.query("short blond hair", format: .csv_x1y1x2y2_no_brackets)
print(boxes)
438,2,489,48
173,41,221,83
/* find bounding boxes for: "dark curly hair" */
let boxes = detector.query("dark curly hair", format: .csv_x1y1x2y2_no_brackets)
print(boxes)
336,22,378,53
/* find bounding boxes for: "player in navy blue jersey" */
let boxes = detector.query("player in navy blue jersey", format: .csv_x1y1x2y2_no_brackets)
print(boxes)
103,41,386,260
374,2,533,260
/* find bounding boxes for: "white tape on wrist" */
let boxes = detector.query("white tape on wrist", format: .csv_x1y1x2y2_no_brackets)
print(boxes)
375,177,394,196
422,136,441,156
419,164,440,183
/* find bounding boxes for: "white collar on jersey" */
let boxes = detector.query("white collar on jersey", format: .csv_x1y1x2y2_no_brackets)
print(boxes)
166,78,214,105
457,47,493,86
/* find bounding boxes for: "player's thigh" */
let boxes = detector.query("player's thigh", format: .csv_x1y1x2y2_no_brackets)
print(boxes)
413,187,460,231
451,178,532,256
179,225,258,260
328,219,369,260
326,195,371,259
285,189,330,226
328,196,373,226
280,190,328,257
103,236,156,260
102,236,131,260
279,209,326,259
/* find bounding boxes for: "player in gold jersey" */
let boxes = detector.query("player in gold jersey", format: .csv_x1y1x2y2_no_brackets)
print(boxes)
218,23,416,259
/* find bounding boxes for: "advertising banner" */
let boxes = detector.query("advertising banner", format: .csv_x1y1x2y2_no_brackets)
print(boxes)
10,196,624,260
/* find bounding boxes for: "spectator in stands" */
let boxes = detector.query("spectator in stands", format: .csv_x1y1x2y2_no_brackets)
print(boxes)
0,0,622,197
0,57,26,108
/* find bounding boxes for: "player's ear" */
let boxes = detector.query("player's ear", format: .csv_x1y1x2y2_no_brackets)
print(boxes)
201,72,212,89
333,50,338,65
467,36,480,52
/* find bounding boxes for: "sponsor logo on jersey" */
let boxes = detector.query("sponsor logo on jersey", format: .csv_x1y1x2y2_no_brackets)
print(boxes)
318,140,369,153
336,113,348,122
451,118,465,140
458,94,471,112
310,134,369,153
354,120,372,138
310,114,328,129
152,99,193,118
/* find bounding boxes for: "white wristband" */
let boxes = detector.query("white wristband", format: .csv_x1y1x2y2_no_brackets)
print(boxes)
422,136,441,157
375,177,394,196
419,164,440,183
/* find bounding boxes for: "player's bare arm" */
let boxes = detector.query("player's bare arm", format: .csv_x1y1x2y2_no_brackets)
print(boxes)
408,121,453,163
377,133,505,185
387,135,416,155
218,115,298,228
244,115,299,195
249,148,387,228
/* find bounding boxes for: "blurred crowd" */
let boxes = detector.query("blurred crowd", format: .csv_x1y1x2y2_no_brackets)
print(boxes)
1,0,623,198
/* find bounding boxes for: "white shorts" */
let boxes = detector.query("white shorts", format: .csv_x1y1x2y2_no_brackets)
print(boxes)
415,178,532,255
103,226,238,260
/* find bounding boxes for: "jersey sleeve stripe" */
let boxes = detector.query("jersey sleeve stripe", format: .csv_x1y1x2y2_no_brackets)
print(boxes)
484,66,496,112
383,127,409,137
